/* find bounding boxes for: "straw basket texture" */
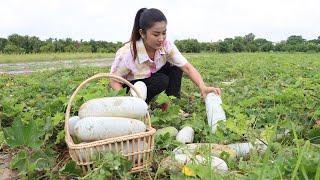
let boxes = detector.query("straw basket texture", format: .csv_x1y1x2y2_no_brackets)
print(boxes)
64,73,156,172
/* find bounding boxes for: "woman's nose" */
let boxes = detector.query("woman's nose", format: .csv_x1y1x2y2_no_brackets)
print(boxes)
158,35,164,43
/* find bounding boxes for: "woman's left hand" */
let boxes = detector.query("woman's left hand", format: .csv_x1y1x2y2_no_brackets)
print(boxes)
200,86,221,99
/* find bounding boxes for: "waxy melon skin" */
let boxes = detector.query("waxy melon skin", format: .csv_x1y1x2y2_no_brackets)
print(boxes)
78,97,148,119
74,117,146,141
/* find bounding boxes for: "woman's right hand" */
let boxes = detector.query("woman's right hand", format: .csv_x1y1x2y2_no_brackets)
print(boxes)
109,79,123,91
200,86,221,99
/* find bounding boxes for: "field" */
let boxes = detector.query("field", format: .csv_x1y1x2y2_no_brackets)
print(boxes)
0,52,114,63
0,53,319,179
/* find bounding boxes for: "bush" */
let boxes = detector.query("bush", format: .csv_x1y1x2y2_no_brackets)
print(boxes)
217,41,232,53
3,44,25,54
175,39,201,53
40,43,55,53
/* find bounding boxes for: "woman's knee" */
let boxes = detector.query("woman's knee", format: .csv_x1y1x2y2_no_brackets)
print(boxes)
155,73,169,90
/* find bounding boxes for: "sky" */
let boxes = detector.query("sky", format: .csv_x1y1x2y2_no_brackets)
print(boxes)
1,0,319,43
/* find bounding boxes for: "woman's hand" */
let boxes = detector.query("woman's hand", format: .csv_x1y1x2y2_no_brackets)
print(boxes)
109,79,123,91
200,86,221,99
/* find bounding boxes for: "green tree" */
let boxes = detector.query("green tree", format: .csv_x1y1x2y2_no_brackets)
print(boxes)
200,42,217,52
77,44,92,52
305,42,319,52
274,41,286,52
7,34,27,53
90,40,97,52
174,39,201,53
243,33,258,52
53,39,65,52
3,44,25,54
232,36,246,52
261,42,274,52
40,38,55,53
286,35,305,45
0,38,8,53
244,33,255,43
217,41,231,53
28,36,42,53
254,38,274,52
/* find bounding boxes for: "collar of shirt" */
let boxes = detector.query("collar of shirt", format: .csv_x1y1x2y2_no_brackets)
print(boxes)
136,39,166,64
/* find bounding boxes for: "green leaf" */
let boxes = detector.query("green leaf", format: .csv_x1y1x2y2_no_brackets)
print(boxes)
55,130,65,144
0,130,5,148
10,148,56,176
3,119,43,149
52,112,64,127
10,149,30,174
155,92,171,104
59,160,82,177
260,125,276,143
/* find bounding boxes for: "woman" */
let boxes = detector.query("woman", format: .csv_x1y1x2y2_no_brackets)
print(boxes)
110,8,221,107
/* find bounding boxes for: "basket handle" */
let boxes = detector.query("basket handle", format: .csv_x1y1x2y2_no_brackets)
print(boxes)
64,73,151,145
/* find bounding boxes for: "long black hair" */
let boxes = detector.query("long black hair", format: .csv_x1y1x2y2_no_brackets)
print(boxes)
130,8,167,60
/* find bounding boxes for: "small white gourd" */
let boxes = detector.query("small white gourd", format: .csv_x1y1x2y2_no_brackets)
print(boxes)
227,139,267,158
227,142,253,157
176,126,194,144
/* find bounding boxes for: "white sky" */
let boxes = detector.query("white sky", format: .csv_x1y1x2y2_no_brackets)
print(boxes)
1,0,319,43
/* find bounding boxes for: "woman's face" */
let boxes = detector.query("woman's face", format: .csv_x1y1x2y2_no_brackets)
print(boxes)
140,21,167,51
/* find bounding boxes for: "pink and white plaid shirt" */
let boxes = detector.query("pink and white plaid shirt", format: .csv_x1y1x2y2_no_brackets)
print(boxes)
110,39,187,81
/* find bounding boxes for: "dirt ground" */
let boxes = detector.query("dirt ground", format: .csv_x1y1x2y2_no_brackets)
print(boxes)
0,58,113,74
0,145,18,180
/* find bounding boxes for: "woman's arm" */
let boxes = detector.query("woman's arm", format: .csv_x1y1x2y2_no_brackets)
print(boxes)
180,62,221,98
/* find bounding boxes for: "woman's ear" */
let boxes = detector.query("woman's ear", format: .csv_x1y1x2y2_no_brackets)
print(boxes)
139,29,145,39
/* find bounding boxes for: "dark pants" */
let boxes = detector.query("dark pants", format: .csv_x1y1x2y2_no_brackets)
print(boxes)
124,62,183,103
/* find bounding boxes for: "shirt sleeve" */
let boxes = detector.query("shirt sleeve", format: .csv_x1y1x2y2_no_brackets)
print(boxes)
166,41,188,67
110,51,130,78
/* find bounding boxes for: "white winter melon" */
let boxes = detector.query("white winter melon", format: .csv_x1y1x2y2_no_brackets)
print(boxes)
74,117,147,141
160,154,228,173
68,116,80,136
130,81,147,101
78,97,148,119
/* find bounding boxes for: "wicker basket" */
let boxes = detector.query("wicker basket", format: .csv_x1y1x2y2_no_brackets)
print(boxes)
64,73,156,172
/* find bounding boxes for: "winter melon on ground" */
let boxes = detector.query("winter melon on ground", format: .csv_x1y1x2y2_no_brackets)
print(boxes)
176,126,194,144
173,143,236,159
160,154,228,173
155,126,178,139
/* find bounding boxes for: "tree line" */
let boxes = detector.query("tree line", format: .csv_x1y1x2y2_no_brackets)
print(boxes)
0,34,123,54
0,33,320,54
175,33,320,53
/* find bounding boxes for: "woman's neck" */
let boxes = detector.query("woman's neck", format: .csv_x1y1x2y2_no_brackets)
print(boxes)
143,41,156,60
